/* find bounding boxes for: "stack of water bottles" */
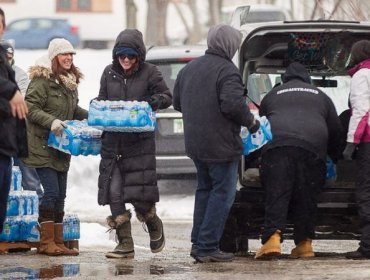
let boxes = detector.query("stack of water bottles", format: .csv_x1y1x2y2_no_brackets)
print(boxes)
63,214,80,241
88,100,156,132
48,119,102,156
241,115,273,155
0,166,40,242
0,165,81,244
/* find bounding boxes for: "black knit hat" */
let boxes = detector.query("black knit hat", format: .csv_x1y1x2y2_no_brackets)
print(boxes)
0,40,14,55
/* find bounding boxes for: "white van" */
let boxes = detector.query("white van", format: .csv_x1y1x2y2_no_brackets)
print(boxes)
221,4,292,25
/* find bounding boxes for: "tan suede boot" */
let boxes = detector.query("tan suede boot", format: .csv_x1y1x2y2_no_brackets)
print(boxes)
54,223,79,256
255,230,281,259
290,239,314,258
38,221,63,256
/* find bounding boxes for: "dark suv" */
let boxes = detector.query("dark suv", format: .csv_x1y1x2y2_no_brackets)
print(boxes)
221,19,370,253
146,45,206,178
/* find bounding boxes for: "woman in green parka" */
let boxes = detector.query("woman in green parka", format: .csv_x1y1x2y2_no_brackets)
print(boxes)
22,38,87,256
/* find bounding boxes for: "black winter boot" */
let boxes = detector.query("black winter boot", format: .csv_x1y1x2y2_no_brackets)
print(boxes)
136,206,165,253
346,248,370,259
105,211,135,259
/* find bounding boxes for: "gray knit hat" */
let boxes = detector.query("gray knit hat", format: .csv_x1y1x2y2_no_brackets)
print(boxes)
48,38,76,61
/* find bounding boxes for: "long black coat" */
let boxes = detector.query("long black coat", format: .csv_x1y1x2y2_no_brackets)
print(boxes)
0,49,27,158
97,29,172,205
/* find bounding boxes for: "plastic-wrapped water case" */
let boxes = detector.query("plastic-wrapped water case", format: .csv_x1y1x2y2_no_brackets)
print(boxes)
10,166,22,191
88,100,156,132
241,115,273,155
48,119,102,156
0,216,40,242
63,214,80,240
326,158,337,181
6,190,39,217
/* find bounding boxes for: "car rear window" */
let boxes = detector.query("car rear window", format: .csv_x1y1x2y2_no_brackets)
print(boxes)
154,62,188,92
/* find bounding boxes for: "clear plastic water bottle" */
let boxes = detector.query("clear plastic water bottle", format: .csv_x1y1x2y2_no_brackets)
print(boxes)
0,218,12,241
72,214,80,240
63,215,70,240
129,103,139,127
11,166,22,191
121,106,131,127
6,193,19,216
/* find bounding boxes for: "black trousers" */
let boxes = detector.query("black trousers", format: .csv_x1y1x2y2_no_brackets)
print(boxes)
0,155,11,233
355,142,370,254
260,146,326,245
109,166,154,217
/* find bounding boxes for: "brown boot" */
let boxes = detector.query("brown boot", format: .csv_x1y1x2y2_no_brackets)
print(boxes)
38,221,63,256
255,230,281,259
290,239,314,258
54,223,79,256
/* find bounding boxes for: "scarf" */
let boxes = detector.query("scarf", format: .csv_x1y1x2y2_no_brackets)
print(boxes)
59,72,78,91
348,58,370,77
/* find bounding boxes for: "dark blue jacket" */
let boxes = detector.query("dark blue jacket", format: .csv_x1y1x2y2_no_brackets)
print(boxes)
173,24,256,162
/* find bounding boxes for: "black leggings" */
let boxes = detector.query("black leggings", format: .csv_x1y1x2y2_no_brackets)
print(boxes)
109,166,154,217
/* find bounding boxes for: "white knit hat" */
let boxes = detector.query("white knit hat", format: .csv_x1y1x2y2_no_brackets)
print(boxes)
48,38,76,61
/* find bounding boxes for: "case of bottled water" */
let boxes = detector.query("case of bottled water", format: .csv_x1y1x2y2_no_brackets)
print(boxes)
88,100,156,132
63,214,80,240
0,166,41,242
48,119,102,156
241,115,273,155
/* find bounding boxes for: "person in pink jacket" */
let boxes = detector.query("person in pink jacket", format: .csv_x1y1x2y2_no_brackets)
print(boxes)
343,39,370,259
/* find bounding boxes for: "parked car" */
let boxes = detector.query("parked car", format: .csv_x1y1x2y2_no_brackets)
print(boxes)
220,18,370,253
146,45,206,178
221,4,291,25
4,17,80,49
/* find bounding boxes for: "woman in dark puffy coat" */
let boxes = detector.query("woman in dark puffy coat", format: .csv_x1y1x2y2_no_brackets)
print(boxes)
97,29,172,258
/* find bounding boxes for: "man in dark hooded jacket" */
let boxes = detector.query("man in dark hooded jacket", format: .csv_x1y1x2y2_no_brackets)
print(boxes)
173,24,259,263
0,7,28,234
255,62,343,259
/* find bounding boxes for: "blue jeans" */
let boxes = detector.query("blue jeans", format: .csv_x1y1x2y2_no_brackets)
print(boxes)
191,159,239,255
14,158,43,200
0,155,12,233
36,168,67,213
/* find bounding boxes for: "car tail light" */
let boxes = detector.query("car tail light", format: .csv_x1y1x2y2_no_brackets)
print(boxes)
70,25,79,34
177,57,194,62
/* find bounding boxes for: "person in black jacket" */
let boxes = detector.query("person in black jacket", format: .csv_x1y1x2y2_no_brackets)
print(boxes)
255,62,343,259
0,7,28,233
96,29,172,259
173,24,259,263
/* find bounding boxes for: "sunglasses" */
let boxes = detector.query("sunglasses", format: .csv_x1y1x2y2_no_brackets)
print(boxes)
119,54,137,60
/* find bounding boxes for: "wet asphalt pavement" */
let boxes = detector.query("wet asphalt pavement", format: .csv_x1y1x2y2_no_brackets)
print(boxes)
2,180,370,279
1,221,370,279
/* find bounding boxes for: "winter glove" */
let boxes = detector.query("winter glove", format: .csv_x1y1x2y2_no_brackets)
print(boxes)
148,95,162,111
343,142,357,160
51,119,67,136
248,119,260,134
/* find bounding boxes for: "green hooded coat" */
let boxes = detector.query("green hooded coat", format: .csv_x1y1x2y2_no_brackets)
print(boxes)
22,59,88,172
